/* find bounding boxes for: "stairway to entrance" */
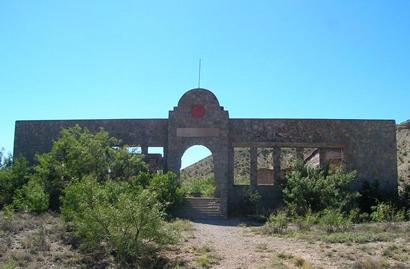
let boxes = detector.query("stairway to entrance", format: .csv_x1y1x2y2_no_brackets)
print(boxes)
174,197,223,219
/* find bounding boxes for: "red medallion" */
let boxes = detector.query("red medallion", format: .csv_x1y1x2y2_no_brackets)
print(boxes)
191,104,205,118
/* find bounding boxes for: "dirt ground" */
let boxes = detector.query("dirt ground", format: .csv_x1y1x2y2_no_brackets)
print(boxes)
167,219,410,269
1,214,409,269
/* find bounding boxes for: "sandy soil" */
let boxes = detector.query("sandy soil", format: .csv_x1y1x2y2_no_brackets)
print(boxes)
172,219,409,269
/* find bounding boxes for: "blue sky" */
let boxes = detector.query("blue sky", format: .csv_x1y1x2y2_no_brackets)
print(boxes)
1,1,409,168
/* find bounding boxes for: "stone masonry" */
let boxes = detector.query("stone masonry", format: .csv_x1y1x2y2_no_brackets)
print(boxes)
14,89,398,217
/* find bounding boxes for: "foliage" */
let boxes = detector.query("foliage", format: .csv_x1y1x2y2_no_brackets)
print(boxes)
32,125,148,209
245,187,262,205
370,202,406,222
61,177,179,268
181,178,216,197
282,161,359,215
358,180,384,213
294,209,317,231
244,186,262,214
147,172,184,212
347,208,362,223
0,205,15,231
318,209,352,233
0,156,31,208
264,211,288,234
12,178,49,214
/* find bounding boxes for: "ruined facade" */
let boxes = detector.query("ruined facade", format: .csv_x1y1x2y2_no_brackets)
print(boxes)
14,89,398,217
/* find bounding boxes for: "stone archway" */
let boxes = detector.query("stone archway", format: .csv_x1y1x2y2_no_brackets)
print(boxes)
166,89,230,217
180,145,216,197
177,142,224,198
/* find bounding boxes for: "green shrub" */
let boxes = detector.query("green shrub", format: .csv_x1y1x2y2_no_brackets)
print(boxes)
370,202,406,222
244,186,262,214
348,208,361,223
148,172,184,213
282,161,359,216
0,156,31,208
264,211,288,234
61,177,179,268
0,205,15,231
181,178,216,197
358,180,384,213
295,209,317,231
12,178,49,214
33,125,149,210
318,209,352,233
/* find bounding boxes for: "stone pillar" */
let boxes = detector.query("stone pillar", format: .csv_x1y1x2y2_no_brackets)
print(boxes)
227,145,234,186
213,144,229,218
141,145,148,155
250,147,257,187
273,147,281,184
296,148,304,162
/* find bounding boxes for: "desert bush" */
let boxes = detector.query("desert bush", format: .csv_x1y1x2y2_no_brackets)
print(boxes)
370,202,406,222
264,211,288,234
318,209,352,233
347,208,362,223
0,156,31,208
245,187,262,213
61,177,179,268
358,180,385,213
181,177,216,197
0,205,15,231
33,125,148,210
282,161,359,216
12,178,49,214
294,209,317,231
0,262,17,269
148,172,184,212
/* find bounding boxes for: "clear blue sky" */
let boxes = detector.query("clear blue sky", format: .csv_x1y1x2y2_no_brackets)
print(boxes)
1,1,409,168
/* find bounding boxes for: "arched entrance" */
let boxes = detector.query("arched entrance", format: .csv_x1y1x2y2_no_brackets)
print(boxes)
167,89,230,217
180,145,216,197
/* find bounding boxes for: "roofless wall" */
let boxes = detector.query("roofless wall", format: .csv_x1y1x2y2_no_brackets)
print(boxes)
14,88,398,217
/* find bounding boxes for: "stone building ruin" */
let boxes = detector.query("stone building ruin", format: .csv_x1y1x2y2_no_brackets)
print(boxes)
14,89,398,217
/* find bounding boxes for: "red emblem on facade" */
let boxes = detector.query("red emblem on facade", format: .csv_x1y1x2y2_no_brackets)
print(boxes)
191,104,205,118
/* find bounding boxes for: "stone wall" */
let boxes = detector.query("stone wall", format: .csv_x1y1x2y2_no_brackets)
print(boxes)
229,118,398,196
14,119,168,162
13,88,399,217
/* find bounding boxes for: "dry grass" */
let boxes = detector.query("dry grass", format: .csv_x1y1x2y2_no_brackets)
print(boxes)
2,212,410,268
0,212,85,269
192,244,221,268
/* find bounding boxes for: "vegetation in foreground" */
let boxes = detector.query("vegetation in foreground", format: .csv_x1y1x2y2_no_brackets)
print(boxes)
0,126,185,268
1,125,410,268
258,160,410,268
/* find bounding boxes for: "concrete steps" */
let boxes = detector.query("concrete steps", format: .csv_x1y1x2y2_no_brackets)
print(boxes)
174,197,223,219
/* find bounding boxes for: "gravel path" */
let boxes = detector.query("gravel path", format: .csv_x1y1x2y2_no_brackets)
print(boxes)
184,219,350,269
